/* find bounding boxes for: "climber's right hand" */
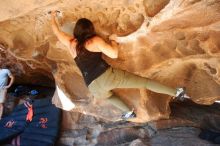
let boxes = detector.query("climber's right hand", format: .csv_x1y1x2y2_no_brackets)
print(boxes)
48,10,60,17
109,34,118,41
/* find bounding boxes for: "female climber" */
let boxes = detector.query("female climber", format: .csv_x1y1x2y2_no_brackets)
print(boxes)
49,11,190,120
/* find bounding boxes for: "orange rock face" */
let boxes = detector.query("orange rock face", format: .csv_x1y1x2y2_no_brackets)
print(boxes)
0,0,219,122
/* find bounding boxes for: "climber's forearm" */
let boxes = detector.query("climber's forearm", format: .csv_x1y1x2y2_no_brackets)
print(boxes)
50,12,73,49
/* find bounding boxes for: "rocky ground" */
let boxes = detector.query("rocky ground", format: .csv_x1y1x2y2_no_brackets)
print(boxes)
58,100,220,146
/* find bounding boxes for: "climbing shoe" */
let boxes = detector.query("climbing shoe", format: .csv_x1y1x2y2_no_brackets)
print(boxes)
175,87,190,101
121,110,136,120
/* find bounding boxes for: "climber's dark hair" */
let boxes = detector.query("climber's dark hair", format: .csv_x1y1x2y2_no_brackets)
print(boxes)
73,18,96,53
2,64,10,69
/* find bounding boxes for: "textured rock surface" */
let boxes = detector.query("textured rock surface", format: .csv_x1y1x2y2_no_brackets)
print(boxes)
0,0,219,123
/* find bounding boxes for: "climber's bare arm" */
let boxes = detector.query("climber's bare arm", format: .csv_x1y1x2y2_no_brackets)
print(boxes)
50,11,117,59
50,11,77,58
85,36,119,59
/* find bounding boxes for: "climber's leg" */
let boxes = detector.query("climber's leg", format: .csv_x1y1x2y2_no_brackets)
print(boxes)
88,68,135,119
109,68,188,101
88,76,130,112
100,68,176,96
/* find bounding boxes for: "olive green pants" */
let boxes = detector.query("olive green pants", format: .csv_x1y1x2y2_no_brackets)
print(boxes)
88,68,176,112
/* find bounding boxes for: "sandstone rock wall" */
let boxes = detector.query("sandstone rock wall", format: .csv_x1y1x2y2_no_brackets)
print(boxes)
0,0,219,122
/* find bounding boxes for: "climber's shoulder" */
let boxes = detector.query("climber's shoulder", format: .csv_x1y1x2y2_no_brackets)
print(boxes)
70,38,77,49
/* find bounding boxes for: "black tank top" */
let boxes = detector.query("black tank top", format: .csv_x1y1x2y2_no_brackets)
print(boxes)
74,47,110,86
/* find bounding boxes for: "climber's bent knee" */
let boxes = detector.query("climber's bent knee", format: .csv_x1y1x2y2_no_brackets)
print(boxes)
88,79,113,100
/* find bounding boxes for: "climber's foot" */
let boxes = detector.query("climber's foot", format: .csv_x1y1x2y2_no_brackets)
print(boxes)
175,87,190,101
121,110,136,120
